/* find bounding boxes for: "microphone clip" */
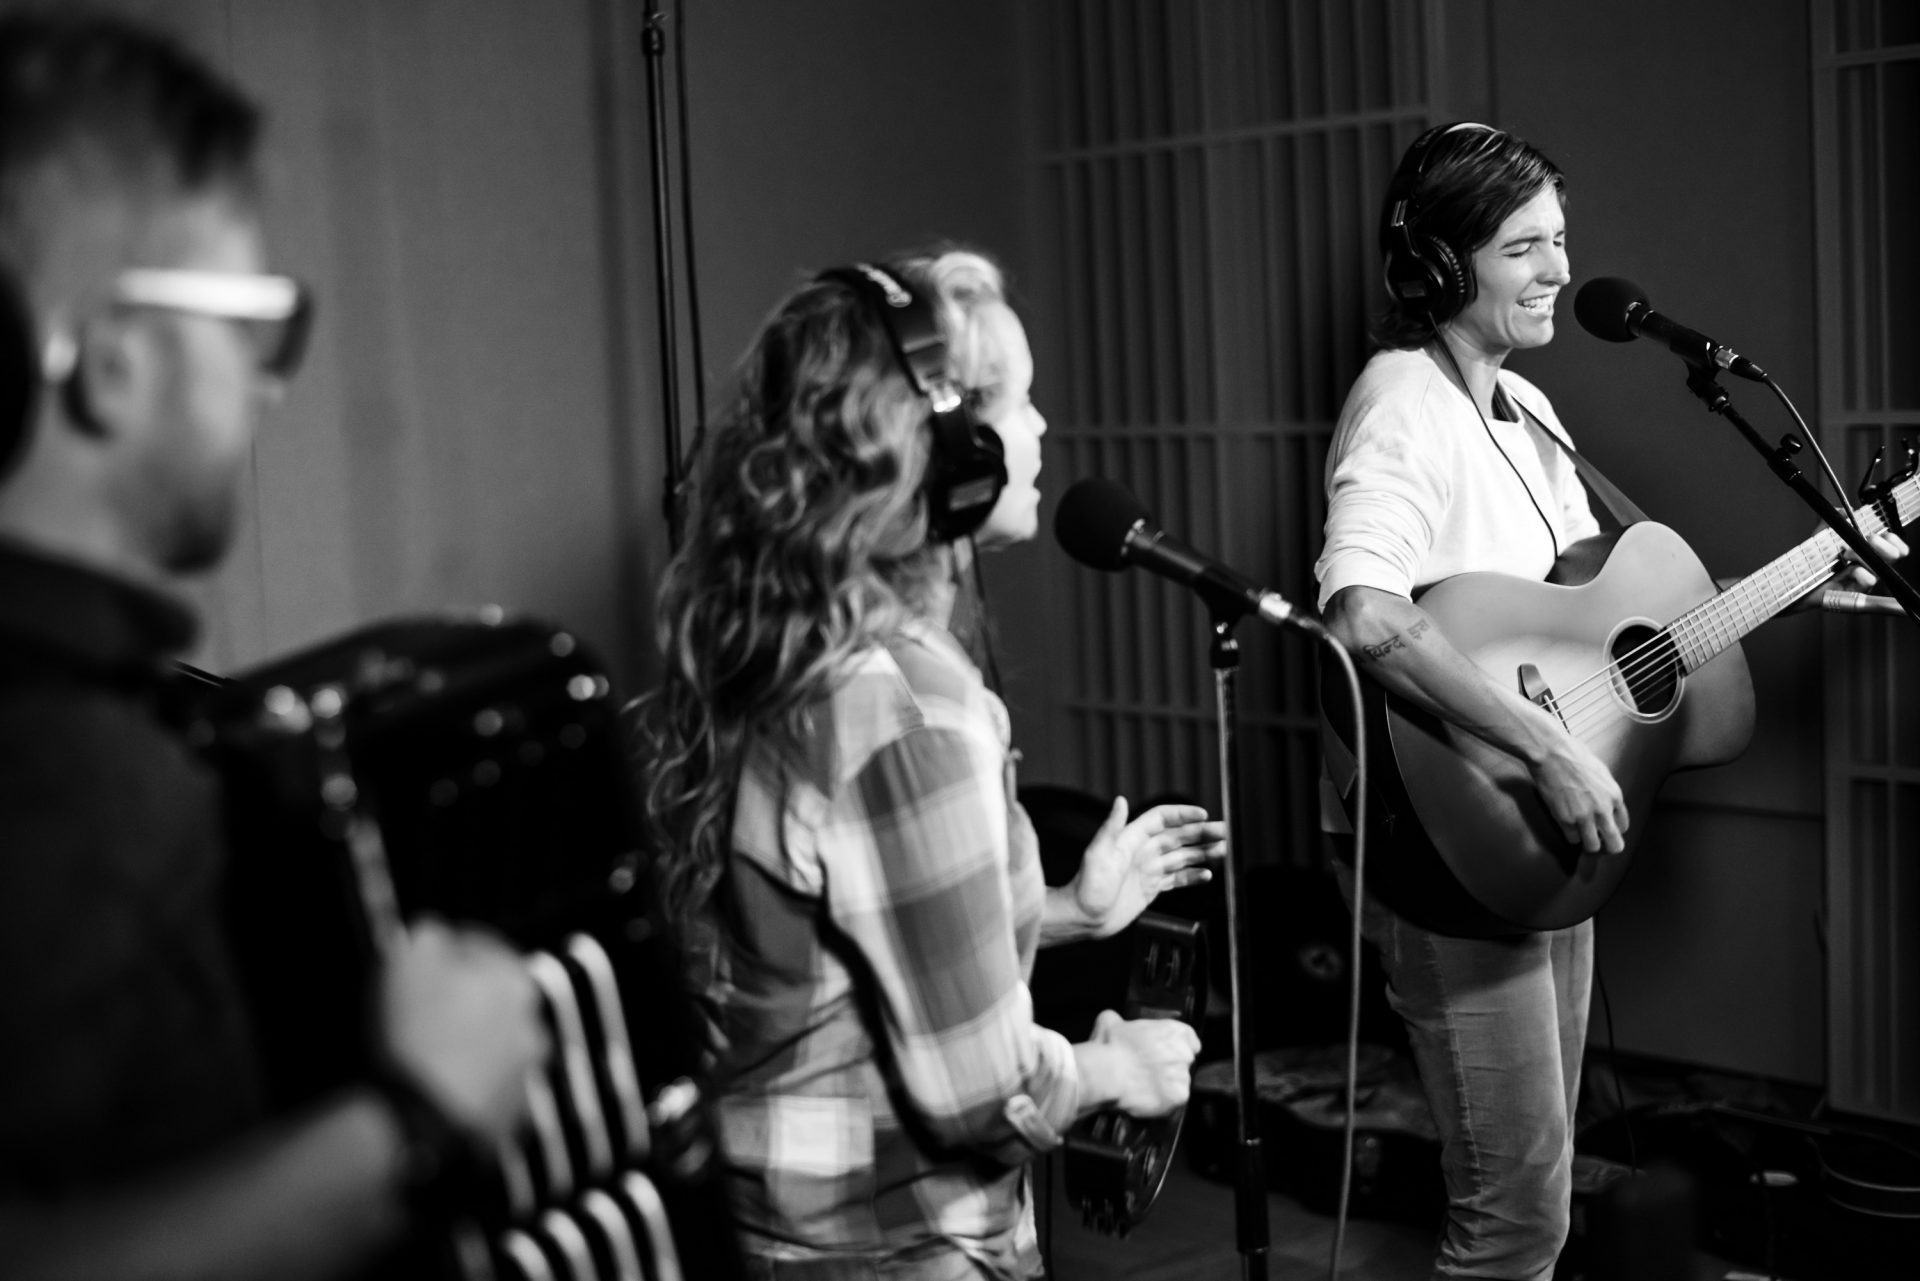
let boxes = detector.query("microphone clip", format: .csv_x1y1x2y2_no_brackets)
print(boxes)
1682,361,1734,415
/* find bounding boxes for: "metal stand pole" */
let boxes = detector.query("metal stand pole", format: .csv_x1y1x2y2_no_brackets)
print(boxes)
1212,616,1269,1281
639,0,685,547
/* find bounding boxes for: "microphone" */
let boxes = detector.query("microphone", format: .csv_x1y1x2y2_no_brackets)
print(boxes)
1573,277,1769,382
1054,477,1315,629
1818,585,1906,616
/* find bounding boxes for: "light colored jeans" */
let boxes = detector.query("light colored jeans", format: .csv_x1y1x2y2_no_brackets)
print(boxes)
1333,861,1593,1281
741,1248,989,1281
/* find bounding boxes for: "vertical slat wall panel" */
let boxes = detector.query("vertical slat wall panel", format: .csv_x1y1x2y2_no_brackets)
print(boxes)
1030,0,1442,866
171,0,657,694
1812,0,1920,1123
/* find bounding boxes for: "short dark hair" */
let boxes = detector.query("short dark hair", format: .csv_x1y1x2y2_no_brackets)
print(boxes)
0,8,260,270
1372,125,1564,349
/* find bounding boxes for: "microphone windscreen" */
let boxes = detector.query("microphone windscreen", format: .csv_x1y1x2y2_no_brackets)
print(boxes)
1573,277,1650,343
1054,477,1150,571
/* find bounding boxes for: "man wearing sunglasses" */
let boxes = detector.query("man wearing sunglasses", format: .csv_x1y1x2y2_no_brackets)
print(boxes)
0,12,542,1279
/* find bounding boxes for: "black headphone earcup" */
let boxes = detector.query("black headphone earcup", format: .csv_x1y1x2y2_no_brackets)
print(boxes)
1383,240,1433,309
924,410,1007,542
1419,232,1472,319
1385,232,1471,324
0,268,34,479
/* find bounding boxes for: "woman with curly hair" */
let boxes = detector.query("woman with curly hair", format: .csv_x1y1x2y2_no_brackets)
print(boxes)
639,249,1220,1280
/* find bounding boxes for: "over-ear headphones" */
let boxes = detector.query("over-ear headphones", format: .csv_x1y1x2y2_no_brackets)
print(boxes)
1382,121,1504,324
814,263,1006,543
0,264,33,480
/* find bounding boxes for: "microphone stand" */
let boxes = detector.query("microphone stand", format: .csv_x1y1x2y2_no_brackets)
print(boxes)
1681,365,1920,627
1210,612,1269,1281
640,0,686,548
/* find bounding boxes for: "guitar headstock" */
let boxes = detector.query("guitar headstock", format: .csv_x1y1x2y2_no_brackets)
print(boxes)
1855,436,1919,535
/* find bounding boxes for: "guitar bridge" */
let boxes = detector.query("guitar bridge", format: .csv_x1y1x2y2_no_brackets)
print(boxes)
1518,662,1568,731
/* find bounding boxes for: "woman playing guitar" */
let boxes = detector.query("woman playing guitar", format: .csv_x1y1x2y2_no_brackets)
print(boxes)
1316,123,1903,1281
1317,123,1604,1280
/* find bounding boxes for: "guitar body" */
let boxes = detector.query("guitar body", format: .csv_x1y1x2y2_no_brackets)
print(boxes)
1325,522,1757,936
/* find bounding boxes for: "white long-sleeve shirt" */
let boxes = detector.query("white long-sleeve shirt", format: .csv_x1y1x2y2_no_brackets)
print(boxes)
1315,346,1601,607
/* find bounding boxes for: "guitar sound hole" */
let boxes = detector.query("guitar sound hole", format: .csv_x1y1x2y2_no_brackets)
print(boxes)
1609,625,1682,716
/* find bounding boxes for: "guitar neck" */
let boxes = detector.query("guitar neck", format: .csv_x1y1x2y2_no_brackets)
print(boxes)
1668,472,1920,673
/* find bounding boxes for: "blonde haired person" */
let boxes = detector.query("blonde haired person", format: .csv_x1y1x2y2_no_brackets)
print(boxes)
639,249,1221,1280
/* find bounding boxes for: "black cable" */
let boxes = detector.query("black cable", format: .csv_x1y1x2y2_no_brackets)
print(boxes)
1766,375,1862,541
1595,964,1637,1173
1321,633,1367,1281
1431,334,1562,561
967,537,1008,699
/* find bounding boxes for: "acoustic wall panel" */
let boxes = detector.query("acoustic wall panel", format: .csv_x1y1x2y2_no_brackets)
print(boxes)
1814,0,1920,1122
1030,0,1441,865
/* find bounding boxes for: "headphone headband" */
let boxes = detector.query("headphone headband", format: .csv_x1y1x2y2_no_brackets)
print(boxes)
818,264,963,416
1386,122,1502,234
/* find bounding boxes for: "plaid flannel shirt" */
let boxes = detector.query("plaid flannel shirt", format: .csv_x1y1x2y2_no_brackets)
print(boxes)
706,619,1079,1279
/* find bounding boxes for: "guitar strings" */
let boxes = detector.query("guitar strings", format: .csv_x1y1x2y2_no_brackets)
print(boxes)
1536,476,1909,741
1539,559,1840,739
1528,520,1867,734
1548,568,1825,736
1544,487,1906,733
1574,561,1830,715
1413,283,1901,745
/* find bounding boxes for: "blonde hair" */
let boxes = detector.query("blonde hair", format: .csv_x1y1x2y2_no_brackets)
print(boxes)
901,248,1008,389
637,248,1009,924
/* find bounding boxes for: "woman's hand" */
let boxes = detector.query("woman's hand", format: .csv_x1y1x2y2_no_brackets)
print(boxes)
1833,528,1909,587
1048,798,1224,944
1521,717,1629,855
1786,527,1909,613
1081,1009,1201,1118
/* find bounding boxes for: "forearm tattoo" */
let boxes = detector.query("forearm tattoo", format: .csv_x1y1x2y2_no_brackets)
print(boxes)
1359,618,1430,663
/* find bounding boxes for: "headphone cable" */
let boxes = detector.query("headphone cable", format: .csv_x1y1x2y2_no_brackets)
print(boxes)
1431,331,1562,561
967,536,1009,699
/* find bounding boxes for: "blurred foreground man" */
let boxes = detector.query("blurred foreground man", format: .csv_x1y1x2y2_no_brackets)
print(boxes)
0,12,542,1278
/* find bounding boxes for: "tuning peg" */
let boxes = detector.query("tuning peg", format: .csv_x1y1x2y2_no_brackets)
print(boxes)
1897,436,1918,484
1857,444,1887,504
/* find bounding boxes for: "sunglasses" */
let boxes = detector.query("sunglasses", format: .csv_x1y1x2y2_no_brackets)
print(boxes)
113,268,315,379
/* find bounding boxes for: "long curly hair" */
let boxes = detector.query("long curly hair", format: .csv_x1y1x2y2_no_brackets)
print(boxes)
637,250,1008,926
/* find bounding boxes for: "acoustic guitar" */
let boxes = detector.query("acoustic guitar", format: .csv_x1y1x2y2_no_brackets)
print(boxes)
1322,472,1918,938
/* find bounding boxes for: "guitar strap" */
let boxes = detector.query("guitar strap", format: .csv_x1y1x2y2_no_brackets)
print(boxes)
1511,397,1650,529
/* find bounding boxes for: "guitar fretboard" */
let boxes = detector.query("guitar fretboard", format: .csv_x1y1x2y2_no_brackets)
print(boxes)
1666,473,1920,673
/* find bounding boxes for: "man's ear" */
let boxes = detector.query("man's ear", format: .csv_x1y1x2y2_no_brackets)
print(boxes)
62,312,150,441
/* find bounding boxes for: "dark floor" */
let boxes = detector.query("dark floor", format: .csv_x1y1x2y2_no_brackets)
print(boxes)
1040,1151,1432,1280
1022,870,1920,1281
1033,1132,1885,1281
